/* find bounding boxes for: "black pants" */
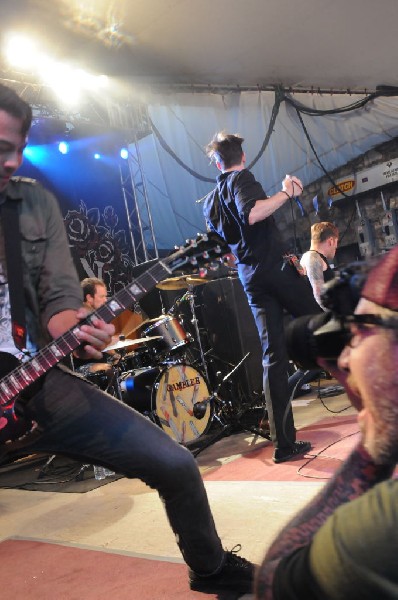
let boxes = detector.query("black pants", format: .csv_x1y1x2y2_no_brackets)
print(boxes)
7,366,224,575
239,261,321,451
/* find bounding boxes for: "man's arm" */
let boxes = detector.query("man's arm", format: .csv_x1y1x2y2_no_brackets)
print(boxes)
300,252,326,309
255,443,395,599
48,308,114,360
248,175,303,225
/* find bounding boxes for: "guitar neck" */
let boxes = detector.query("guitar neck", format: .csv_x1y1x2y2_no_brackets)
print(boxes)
0,259,172,407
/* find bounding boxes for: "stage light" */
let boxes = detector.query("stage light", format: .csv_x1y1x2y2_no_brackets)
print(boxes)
23,146,34,159
3,34,108,106
94,153,101,160
120,148,128,159
58,141,69,155
4,34,38,69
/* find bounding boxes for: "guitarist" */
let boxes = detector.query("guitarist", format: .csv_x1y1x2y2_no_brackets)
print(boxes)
0,83,254,595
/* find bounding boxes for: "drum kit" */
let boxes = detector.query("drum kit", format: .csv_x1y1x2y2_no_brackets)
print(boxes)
76,274,215,446
77,272,270,451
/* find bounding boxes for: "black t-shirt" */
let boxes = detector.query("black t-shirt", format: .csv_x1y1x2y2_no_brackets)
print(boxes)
203,169,286,269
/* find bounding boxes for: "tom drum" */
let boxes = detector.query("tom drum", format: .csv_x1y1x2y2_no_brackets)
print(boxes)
142,315,190,355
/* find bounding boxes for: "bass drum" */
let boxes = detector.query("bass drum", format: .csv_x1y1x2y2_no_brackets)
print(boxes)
153,363,211,444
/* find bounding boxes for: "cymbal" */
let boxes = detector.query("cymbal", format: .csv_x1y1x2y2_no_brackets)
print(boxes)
103,336,162,352
156,275,208,290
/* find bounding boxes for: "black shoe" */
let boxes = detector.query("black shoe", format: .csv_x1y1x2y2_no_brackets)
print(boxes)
293,383,312,399
189,545,255,594
273,440,311,464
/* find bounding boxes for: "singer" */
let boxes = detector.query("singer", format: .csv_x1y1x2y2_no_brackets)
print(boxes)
203,132,322,463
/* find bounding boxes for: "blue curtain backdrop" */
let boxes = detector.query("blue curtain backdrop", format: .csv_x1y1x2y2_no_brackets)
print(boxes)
135,90,398,250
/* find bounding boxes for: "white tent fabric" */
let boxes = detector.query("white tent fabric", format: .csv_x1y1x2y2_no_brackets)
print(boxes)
135,90,398,249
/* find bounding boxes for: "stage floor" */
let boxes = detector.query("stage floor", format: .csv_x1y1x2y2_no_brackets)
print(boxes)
0,379,357,599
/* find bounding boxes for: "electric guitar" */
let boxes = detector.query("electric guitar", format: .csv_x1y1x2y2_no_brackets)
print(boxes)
0,232,226,443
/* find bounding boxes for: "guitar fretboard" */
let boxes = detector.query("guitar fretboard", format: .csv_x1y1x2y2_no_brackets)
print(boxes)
0,259,172,406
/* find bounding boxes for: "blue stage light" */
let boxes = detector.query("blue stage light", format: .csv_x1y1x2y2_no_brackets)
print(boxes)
58,141,69,154
94,153,101,160
24,146,34,158
120,148,128,159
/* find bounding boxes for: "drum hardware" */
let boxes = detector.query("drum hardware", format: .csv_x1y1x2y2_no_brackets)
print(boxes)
184,286,210,382
189,352,271,458
103,335,162,353
156,275,209,291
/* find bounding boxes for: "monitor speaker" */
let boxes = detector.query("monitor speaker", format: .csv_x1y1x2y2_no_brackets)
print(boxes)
201,277,263,401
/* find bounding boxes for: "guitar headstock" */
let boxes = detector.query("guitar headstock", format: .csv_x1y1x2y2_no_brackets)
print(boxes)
166,232,229,275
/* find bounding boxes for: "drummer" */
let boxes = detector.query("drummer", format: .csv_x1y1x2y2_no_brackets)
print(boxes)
81,277,108,311
72,278,117,378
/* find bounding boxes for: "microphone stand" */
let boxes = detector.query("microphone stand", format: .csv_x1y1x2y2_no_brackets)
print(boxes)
190,352,270,457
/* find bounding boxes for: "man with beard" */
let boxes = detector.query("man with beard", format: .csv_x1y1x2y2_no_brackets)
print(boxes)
255,244,398,599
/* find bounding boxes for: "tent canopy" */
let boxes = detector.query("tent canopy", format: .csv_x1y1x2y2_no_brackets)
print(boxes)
2,1,398,251
2,0,398,91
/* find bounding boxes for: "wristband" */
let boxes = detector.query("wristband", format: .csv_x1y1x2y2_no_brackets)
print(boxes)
281,190,292,200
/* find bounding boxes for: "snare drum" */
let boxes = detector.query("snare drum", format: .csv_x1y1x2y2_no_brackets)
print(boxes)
142,315,190,355
123,345,155,371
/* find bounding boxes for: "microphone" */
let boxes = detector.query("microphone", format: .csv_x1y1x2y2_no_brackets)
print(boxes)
193,397,211,419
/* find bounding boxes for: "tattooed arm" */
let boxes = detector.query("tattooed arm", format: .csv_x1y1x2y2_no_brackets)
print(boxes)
255,443,395,599
300,251,326,309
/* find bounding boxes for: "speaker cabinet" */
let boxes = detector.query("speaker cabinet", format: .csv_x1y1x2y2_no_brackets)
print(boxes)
201,277,263,401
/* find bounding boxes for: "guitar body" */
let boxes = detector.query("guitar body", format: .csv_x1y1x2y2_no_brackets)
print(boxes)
0,352,34,444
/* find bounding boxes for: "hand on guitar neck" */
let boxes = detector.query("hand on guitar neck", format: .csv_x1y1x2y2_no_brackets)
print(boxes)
48,308,115,361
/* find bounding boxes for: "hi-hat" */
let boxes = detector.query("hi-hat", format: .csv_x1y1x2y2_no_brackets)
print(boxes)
156,275,208,290
103,336,162,352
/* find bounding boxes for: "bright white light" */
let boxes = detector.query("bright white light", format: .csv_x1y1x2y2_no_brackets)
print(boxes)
4,34,39,70
58,141,69,155
2,34,108,105
94,153,101,160
40,59,81,105
120,148,128,159
97,75,109,88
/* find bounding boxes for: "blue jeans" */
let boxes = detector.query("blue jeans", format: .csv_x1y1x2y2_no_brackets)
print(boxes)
239,260,322,451
10,366,224,575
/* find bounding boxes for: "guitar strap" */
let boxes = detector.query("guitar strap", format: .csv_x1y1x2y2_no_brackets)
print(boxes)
0,199,27,350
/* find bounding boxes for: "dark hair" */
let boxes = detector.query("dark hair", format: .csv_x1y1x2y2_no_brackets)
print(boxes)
0,83,32,137
81,277,106,301
205,132,244,169
311,221,339,243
